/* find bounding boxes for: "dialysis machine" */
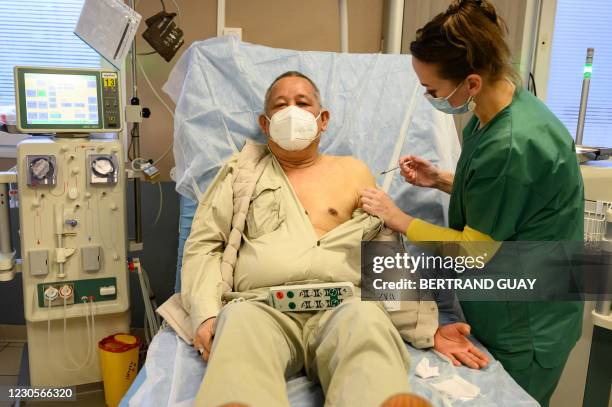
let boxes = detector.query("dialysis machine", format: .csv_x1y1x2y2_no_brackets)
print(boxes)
573,48,611,407
1,66,130,386
580,161,612,407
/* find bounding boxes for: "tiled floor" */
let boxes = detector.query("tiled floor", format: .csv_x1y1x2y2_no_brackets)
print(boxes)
0,340,107,407
0,341,24,396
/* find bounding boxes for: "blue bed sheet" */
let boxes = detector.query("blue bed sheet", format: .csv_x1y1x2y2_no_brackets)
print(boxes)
122,197,537,406
121,325,537,407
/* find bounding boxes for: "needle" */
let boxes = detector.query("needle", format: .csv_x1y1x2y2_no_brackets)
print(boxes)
379,166,399,175
379,160,412,175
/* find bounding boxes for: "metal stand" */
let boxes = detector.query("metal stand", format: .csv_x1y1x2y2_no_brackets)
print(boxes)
0,172,17,282
583,324,611,407
576,48,594,146
129,0,143,244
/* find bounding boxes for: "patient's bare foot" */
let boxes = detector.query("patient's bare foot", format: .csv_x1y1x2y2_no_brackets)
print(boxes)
381,393,432,407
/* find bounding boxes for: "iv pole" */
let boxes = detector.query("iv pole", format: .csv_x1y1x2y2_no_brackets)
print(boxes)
128,0,143,244
576,47,594,146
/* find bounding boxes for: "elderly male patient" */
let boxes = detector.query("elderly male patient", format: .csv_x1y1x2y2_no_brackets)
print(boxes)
181,71,487,407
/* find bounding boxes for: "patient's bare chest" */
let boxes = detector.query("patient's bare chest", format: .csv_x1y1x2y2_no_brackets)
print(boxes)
287,167,357,237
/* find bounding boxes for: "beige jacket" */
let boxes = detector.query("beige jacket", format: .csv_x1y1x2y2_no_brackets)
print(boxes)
179,141,438,348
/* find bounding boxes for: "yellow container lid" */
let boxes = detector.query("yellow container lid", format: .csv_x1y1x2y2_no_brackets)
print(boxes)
98,333,140,353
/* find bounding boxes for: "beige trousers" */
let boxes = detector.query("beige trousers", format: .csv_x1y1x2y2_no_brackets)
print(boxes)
194,299,411,407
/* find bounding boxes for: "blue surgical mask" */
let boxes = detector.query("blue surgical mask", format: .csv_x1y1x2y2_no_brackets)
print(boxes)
424,81,475,115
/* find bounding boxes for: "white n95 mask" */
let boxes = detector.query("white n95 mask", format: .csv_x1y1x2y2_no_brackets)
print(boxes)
266,105,321,151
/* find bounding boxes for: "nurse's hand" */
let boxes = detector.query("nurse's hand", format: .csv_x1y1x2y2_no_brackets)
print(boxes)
194,317,216,362
433,323,489,369
361,188,414,233
399,155,454,194
399,155,440,188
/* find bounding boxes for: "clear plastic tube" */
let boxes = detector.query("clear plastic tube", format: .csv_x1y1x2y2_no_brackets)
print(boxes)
90,298,96,354
61,298,93,371
46,297,52,352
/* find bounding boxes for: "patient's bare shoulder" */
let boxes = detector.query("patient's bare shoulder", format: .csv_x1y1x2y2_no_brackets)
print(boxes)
336,156,376,188
328,155,376,189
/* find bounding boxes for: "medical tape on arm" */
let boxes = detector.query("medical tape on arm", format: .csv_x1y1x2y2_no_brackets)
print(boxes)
381,79,420,193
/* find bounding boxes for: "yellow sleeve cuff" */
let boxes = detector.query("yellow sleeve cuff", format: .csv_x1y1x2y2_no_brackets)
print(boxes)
405,219,499,259
406,218,495,242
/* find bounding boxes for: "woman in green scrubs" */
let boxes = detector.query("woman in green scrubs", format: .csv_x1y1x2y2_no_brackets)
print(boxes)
361,1,584,406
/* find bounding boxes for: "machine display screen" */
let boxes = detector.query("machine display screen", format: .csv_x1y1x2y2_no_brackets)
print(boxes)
13,66,121,133
22,72,100,126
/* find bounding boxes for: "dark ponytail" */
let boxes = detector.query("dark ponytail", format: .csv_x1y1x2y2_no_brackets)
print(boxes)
410,0,518,84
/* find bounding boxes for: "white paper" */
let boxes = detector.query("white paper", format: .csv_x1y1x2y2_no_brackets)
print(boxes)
430,375,481,400
415,357,440,379
74,0,142,68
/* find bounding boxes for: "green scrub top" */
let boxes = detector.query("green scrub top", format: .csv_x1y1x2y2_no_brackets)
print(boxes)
449,87,584,370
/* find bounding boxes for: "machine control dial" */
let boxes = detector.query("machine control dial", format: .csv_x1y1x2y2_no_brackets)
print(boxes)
89,154,119,185
59,285,73,299
92,157,115,177
31,158,51,180
26,155,57,187
44,286,59,301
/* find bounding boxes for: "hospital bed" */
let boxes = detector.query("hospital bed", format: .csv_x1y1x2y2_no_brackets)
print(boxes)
120,37,539,406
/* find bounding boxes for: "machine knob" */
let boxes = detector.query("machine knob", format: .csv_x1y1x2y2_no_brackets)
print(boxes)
84,192,92,199
68,187,79,200
92,157,115,178
59,285,73,299
113,253,120,261
32,198,41,208
110,202,118,211
71,167,80,175
65,219,78,227
96,146,104,152
44,286,59,301
31,158,51,180
60,146,69,153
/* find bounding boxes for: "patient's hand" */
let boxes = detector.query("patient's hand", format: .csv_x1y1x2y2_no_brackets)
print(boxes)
194,317,216,362
433,322,489,369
